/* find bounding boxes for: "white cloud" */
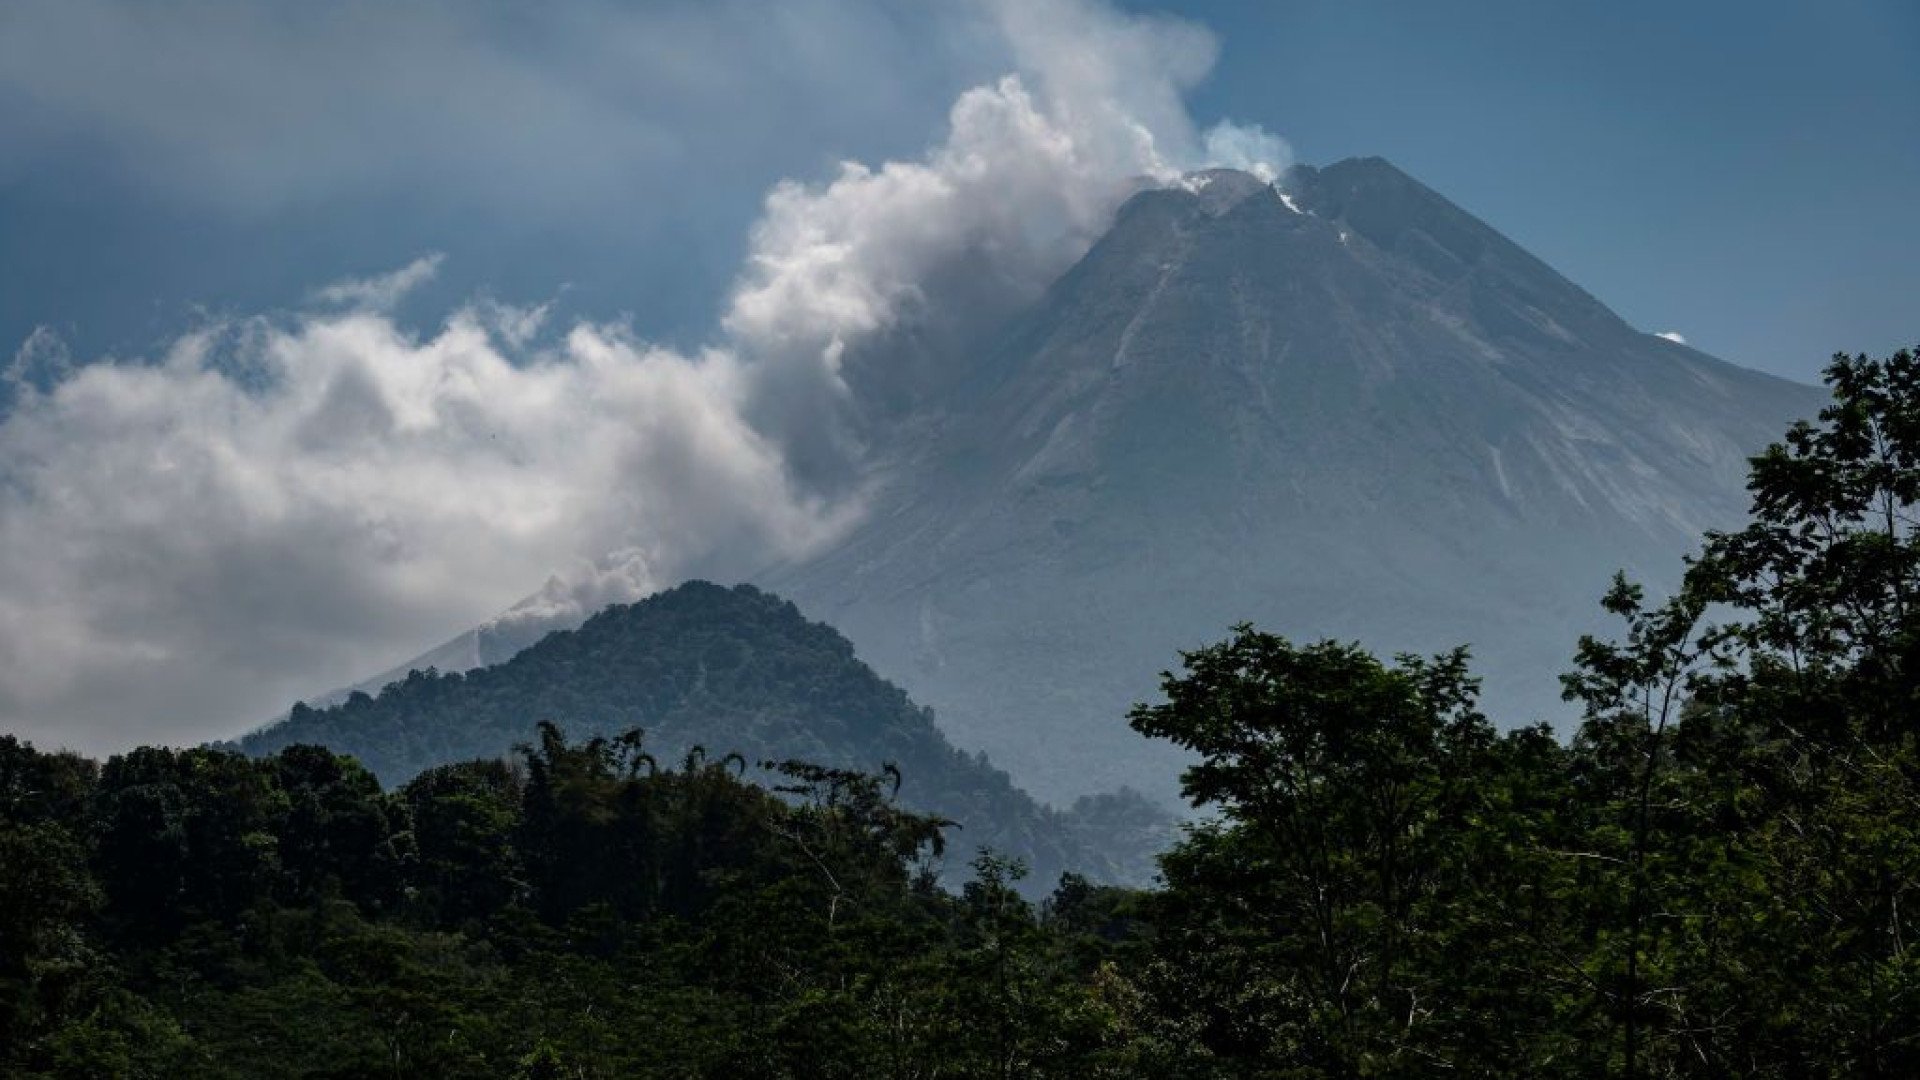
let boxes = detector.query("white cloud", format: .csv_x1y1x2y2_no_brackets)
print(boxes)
723,0,1288,478
0,0,1295,754
1201,120,1292,183
0,306,856,752
1656,330,1687,344
5,325,73,391
310,253,446,311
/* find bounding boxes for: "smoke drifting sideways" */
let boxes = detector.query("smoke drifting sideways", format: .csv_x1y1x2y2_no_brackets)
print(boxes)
0,0,1288,754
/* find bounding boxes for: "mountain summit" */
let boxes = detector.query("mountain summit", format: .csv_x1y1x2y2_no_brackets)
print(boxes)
763,157,1820,802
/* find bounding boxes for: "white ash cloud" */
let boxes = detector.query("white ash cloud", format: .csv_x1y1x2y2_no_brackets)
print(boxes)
724,0,1286,480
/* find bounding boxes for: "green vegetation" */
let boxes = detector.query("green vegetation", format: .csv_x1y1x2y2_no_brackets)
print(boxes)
0,723,1155,1077
236,581,1173,890
4,346,1920,1076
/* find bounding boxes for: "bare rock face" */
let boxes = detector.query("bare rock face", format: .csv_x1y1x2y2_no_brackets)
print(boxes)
764,157,1821,804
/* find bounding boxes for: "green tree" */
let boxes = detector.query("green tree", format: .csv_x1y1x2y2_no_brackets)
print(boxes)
402,758,526,926
91,747,284,941
272,744,412,912
1129,633,1507,1075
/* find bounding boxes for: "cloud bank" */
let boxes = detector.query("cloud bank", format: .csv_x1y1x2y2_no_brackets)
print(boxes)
0,303,851,750
0,0,1287,753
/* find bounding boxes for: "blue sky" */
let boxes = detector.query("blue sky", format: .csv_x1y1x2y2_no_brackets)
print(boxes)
4,0,1913,380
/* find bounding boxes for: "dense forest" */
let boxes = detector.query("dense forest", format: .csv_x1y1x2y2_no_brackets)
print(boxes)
4,347,1920,1077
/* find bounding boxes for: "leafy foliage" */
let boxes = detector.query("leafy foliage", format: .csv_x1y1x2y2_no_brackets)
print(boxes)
0,726,1141,1078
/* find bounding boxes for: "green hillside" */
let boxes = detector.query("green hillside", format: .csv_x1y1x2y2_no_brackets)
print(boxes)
238,581,1167,887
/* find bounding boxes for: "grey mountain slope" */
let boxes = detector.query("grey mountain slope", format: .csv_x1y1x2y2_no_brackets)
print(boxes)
761,158,1822,803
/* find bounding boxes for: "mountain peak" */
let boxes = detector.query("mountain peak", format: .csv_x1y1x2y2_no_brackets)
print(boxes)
1181,167,1274,215
1319,154,1416,179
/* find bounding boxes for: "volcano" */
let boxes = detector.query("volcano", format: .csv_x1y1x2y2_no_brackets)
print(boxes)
302,157,1821,808
760,158,1820,802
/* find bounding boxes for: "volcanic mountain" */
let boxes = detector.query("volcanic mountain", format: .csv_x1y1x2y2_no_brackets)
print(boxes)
299,157,1822,809
760,158,1822,802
